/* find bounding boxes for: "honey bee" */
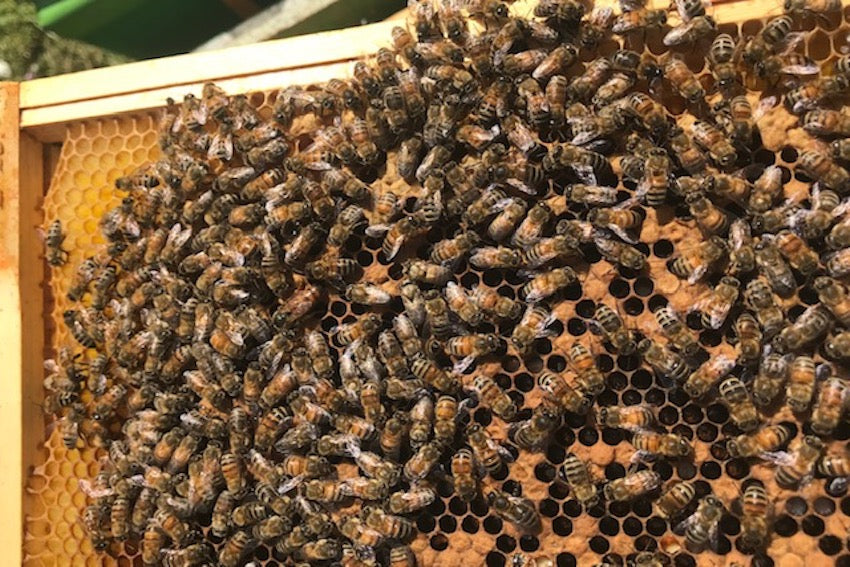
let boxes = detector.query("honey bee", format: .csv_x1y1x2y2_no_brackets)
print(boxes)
784,356,821,414
580,6,615,48
447,334,501,371
727,422,794,458
638,338,689,384
752,352,790,408
695,275,740,329
730,311,762,367
439,282,479,328
537,370,591,414
774,304,832,353
473,285,524,321
681,495,724,551
803,109,850,137
604,470,661,502
817,451,850,478
335,413,378,443
663,56,705,103
682,355,736,399
334,314,382,346
593,303,637,355
512,402,562,451
403,440,444,482
533,45,579,82
814,276,850,326
655,306,700,357
301,539,344,562
345,477,390,501
827,247,850,277
364,506,415,541
467,423,511,474
408,395,434,450
688,191,731,236
472,374,518,421
786,76,850,115
594,229,648,271
784,0,842,16
691,120,737,169
448,447,479,503
719,376,760,432
756,53,819,82
772,230,820,276
470,246,524,269
44,219,69,267
664,15,716,46
811,377,848,435
403,259,452,286
568,58,613,103
409,353,460,394
520,267,576,304
487,489,541,533
430,231,480,266
535,0,585,23
568,342,605,398
559,453,598,509
708,34,740,93
612,8,667,35
742,278,784,338
668,236,727,283
775,435,824,488
632,432,694,461
654,480,696,520
512,305,557,356
598,405,655,432
736,479,771,551
388,485,437,514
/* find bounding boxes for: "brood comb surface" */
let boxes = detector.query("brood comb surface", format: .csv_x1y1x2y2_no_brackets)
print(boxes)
27,4,850,567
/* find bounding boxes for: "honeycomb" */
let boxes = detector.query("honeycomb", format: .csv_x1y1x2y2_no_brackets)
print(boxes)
25,2,850,567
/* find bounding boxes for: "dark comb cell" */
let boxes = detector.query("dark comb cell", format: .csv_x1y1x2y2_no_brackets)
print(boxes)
609,279,630,298
659,406,679,425
556,553,577,567
814,497,836,516
430,534,448,551
440,515,457,533
820,535,843,555
418,515,436,533
576,299,597,318
623,517,643,536
579,427,599,446
589,536,609,554
696,423,718,443
725,458,749,479
547,355,567,372
486,552,505,567
483,516,503,534
634,277,654,296
648,294,669,312
608,371,628,390
563,500,583,518
802,515,825,536
567,317,587,336
535,462,556,483
552,516,573,536
540,498,559,517
519,535,539,552
600,516,620,536
602,427,625,446
774,515,799,537
786,497,808,517
699,461,721,480
449,498,468,516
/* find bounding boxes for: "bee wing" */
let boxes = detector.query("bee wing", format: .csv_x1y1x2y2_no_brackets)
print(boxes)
618,0,647,11
278,475,304,495
782,62,820,76
364,223,391,237
753,96,778,120
572,164,598,185
606,223,639,245
663,21,698,46
674,511,699,534
777,32,806,55
453,356,477,375
760,450,796,466
506,178,538,195
686,265,708,285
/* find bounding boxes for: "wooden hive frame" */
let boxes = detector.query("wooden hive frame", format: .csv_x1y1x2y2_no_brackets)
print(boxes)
0,0,827,563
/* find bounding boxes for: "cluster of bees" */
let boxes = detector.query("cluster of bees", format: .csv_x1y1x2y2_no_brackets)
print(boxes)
41,0,850,565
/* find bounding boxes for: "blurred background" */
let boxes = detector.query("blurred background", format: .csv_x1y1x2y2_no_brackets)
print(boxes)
0,0,406,80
